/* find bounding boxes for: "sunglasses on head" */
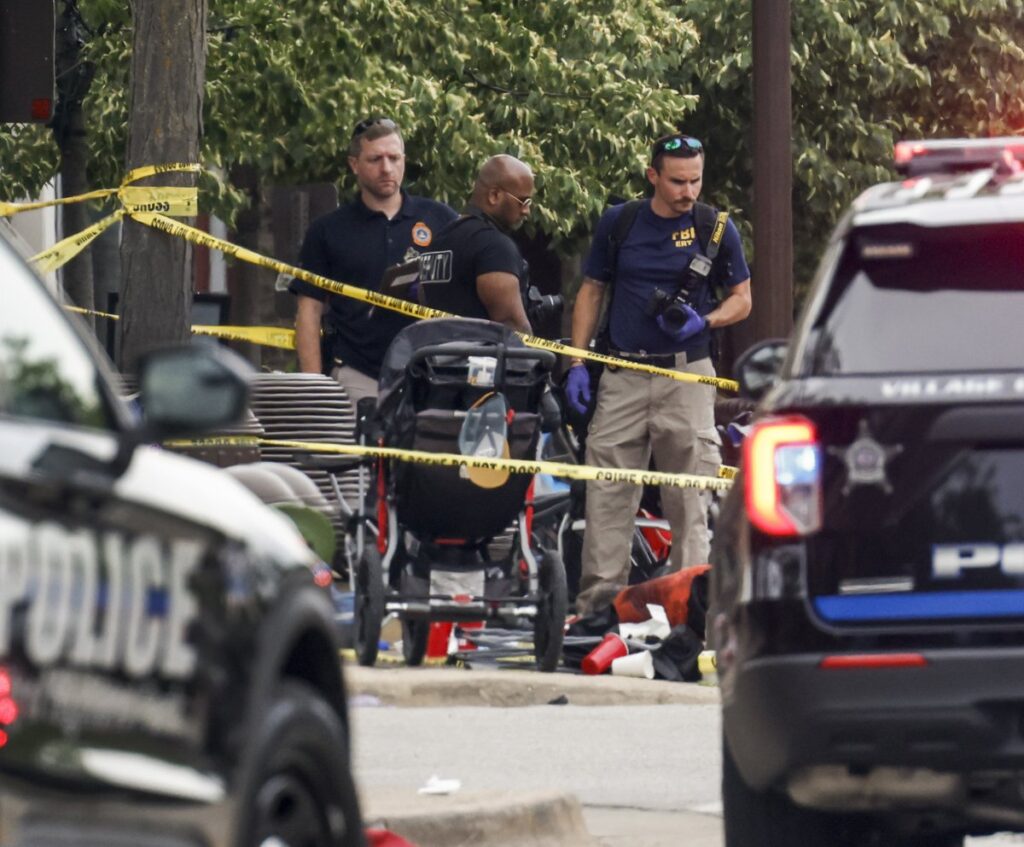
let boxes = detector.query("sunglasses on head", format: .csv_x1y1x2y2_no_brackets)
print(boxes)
652,134,703,160
352,116,396,137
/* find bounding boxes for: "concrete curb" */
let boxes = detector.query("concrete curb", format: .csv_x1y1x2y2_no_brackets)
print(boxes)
345,663,720,708
363,788,598,847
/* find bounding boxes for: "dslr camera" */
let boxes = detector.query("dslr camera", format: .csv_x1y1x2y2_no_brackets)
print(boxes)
525,285,564,324
644,253,713,328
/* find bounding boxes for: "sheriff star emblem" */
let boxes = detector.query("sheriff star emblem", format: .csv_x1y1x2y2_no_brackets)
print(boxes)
828,419,903,495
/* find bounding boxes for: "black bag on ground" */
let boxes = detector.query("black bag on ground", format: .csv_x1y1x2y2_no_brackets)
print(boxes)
649,624,704,682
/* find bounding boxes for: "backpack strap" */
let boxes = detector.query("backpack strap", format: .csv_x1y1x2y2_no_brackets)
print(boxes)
603,199,645,287
593,199,644,347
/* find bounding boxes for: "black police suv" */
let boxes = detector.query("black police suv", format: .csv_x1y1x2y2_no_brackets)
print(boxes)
712,137,1024,846
0,229,364,847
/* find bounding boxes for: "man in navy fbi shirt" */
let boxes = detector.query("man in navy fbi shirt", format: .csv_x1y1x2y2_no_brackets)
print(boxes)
290,117,457,405
566,133,752,616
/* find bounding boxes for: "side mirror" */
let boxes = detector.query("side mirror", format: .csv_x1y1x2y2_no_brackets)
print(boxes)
734,338,788,401
136,343,253,439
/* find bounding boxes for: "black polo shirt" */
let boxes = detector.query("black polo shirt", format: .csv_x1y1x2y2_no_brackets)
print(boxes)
290,192,457,378
418,206,528,320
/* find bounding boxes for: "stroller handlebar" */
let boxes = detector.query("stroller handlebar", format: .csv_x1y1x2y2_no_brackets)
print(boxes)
407,342,557,384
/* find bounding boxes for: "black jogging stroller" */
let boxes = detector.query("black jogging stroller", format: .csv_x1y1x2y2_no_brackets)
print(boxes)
348,318,568,672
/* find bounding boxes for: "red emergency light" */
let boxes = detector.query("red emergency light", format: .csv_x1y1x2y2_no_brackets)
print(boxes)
894,137,1024,177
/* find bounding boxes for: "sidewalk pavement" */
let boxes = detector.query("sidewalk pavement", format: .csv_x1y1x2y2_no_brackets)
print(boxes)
346,662,720,846
344,662,720,708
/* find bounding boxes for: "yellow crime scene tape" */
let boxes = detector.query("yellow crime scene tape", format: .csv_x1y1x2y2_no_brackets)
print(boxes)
132,211,739,392
32,210,126,273
0,187,119,217
11,162,738,391
167,435,735,493
190,325,296,350
3,164,202,274
63,305,297,351
65,304,121,321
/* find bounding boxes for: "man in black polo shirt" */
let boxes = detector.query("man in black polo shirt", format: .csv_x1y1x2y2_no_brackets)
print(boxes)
290,117,457,404
418,155,533,333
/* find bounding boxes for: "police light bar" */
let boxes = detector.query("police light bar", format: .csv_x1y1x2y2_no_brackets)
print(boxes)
894,137,1024,177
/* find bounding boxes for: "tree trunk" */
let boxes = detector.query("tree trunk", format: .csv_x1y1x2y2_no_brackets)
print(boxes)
117,0,207,375
227,165,271,369
54,0,95,331
720,0,793,376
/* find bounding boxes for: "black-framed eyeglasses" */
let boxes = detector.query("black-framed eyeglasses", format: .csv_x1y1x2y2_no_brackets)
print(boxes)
352,116,396,137
651,134,703,160
500,188,533,209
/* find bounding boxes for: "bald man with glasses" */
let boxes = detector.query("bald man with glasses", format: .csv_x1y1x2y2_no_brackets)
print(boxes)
418,154,534,333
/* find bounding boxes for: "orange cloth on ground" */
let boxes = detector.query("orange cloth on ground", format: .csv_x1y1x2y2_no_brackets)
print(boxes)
613,564,711,627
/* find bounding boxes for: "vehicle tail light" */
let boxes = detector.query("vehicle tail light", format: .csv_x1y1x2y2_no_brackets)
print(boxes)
0,666,16,748
743,416,822,536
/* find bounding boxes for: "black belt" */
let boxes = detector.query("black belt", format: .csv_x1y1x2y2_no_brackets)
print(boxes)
609,343,710,369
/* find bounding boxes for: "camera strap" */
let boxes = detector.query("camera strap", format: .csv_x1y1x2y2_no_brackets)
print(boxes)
702,206,729,262
597,200,729,343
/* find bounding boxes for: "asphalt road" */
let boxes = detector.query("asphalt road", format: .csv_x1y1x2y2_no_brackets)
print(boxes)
351,700,723,845
347,667,1024,847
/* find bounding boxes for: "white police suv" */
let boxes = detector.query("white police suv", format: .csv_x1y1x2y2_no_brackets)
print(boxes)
0,230,364,847
713,137,1024,847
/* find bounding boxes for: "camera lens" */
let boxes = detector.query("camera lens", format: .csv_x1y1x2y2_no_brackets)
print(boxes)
662,300,689,328
526,287,563,320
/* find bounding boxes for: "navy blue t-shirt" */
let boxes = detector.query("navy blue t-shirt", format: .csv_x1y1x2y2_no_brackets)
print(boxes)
290,192,457,378
583,200,750,355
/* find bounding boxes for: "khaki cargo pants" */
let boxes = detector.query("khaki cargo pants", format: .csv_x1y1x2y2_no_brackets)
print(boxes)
575,353,720,616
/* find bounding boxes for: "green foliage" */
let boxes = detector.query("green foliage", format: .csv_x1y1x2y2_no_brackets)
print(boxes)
0,125,60,202
201,0,701,246
679,0,1024,300
897,0,1024,137
3,0,1024,287
3,0,700,245
78,0,131,191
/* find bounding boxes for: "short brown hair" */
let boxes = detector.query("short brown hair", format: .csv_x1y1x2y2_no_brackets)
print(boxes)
348,117,401,158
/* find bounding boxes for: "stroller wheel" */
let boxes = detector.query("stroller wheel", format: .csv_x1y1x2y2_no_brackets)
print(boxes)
534,550,568,673
401,618,429,667
353,546,384,667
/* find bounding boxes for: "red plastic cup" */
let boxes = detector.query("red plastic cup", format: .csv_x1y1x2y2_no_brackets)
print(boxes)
426,621,454,659
581,632,628,675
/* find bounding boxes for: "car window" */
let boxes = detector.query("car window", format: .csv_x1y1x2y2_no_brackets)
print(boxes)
799,222,1024,375
0,240,114,430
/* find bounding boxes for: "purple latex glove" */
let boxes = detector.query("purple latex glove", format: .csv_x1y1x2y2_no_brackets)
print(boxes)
565,364,592,415
656,304,707,342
